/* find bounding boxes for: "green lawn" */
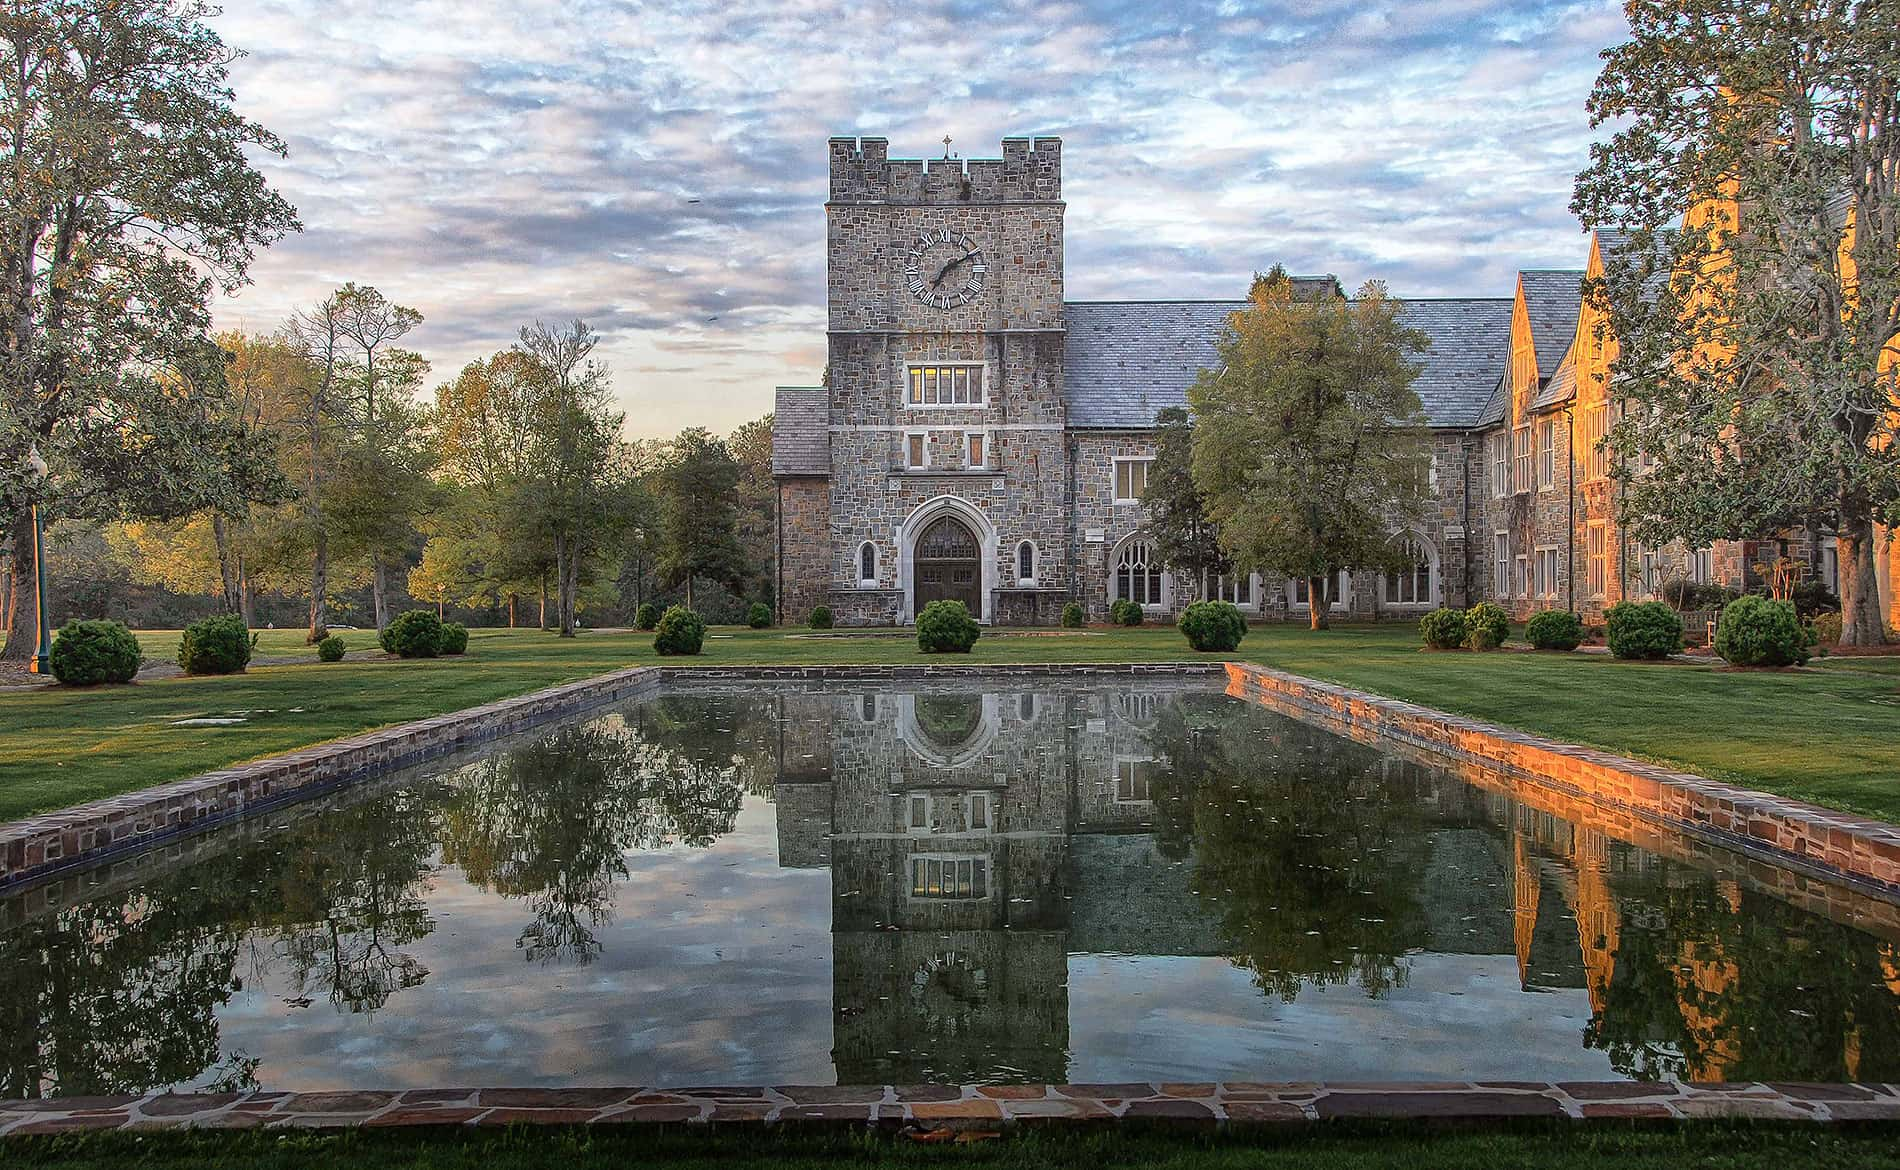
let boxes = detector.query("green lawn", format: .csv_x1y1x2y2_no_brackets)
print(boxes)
9,1123,1898,1170
0,622,1896,823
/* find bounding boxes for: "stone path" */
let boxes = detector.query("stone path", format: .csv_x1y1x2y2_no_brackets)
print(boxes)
3,1082,1898,1135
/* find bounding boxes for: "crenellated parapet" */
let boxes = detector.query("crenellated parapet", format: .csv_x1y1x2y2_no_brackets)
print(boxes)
828,135,1062,204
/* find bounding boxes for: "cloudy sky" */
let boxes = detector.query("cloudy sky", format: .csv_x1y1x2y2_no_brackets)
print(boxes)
210,0,1628,439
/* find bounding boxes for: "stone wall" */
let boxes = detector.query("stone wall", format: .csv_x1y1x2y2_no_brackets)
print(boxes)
777,476,831,624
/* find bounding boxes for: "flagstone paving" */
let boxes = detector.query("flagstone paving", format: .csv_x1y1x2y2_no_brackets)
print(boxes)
4,1082,1899,1135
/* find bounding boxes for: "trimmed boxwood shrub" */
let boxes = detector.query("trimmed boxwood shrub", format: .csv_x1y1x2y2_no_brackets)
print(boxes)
634,602,660,631
1526,609,1584,652
439,622,469,655
917,599,980,653
1178,600,1247,652
1419,607,1467,650
808,605,833,630
1060,601,1085,629
1463,602,1510,650
747,602,772,629
381,610,446,658
654,605,706,656
50,620,142,685
316,635,347,663
1714,595,1810,667
1109,598,1144,627
1605,601,1683,660
178,615,253,676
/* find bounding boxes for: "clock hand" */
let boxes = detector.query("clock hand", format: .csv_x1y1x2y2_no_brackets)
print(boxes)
930,251,981,288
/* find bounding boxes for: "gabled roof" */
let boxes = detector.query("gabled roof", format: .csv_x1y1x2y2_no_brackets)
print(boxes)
1060,296,1513,430
771,386,828,476
1530,356,1576,411
1517,269,1584,381
1475,375,1509,428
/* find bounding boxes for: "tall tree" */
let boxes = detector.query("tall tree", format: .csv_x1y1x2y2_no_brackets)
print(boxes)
516,320,628,637
729,413,776,607
1144,406,1228,602
332,284,430,631
1572,0,1900,644
1188,271,1431,630
0,0,297,660
656,427,746,611
282,294,353,642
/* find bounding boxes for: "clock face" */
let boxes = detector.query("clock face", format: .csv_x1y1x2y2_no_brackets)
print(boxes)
903,228,987,309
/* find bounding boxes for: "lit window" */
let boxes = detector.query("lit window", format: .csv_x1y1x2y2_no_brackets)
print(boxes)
1016,540,1035,584
1113,457,1151,503
966,431,985,468
905,432,927,469
1586,524,1606,596
907,364,984,406
911,855,988,899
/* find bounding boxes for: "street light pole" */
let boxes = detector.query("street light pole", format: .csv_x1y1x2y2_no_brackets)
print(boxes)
24,444,50,674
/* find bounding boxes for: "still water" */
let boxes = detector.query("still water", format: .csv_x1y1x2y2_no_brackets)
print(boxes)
3,680,1898,1097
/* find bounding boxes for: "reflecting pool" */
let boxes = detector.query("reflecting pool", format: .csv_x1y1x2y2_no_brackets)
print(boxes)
3,680,1898,1096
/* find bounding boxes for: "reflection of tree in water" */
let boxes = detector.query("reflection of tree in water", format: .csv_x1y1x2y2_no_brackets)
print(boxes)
268,793,440,1013
1147,694,1433,1001
1584,877,1900,1082
0,790,439,1096
435,695,777,964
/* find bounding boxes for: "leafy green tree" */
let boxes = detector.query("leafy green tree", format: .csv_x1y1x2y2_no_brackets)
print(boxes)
1144,406,1228,601
729,413,776,607
656,427,747,610
1572,0,1900,645
1188,270,1431,629
0,0,298,661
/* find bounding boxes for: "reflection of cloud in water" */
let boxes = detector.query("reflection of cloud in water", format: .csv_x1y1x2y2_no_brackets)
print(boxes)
1065,954,1616,1084
216,797,836,1090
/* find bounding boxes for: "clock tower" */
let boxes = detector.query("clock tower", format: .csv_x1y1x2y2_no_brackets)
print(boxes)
813,135,1069,626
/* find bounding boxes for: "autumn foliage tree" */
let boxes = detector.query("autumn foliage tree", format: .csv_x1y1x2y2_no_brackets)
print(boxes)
1573,0,1900,645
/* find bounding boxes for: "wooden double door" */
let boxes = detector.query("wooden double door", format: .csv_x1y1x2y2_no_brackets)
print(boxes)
914,516,982,615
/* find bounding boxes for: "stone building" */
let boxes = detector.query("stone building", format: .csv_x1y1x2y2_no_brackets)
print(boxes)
773,136,1900,627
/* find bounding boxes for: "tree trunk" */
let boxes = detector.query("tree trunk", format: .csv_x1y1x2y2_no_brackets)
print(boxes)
239,563,256,628
1,510,37,663
1836,514,1889,647
308,529,329,643
686,575,695,611
211,513,242,615
371,555,389,632
538,570,548,631
558,532,579,638
1307,576,1329,631
508,592,517,629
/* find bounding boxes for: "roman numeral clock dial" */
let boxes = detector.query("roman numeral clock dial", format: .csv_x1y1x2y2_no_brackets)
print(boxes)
902,229,987,309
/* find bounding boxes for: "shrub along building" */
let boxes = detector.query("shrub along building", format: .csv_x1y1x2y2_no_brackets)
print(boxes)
773,136,1900,628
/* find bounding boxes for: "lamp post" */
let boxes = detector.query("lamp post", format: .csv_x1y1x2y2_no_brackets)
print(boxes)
23,444,50,674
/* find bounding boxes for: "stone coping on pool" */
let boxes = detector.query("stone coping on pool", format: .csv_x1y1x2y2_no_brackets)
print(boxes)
1223,662,1900,899
7,657,1899,902
4,1081,1898,1134
0,662,1221,892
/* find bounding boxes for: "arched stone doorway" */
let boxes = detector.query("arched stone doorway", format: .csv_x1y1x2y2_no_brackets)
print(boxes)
915,515,982,614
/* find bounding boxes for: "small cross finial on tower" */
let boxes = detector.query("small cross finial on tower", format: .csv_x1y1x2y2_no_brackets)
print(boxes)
942,134,954,158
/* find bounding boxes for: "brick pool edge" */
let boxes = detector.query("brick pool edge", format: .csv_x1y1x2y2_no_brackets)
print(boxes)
3,1081,1897,1134
1223,663,1900,899
5,659,1898,901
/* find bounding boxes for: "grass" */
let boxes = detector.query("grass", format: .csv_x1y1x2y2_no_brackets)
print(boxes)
0,621,1895,823
9,1122,1900,1170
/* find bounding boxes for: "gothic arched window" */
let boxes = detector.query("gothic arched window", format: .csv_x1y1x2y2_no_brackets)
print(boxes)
1384,535,1436,606
1016,540,1036,584
859,540,877,584
1114,538,1165,607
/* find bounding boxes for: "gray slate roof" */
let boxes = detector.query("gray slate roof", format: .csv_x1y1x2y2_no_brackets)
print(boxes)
1061,296,1513,430
1517,270,1583,381
771,386,828,475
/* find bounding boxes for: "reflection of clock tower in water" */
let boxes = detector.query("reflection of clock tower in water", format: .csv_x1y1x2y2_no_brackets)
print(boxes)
821,136,1068,626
